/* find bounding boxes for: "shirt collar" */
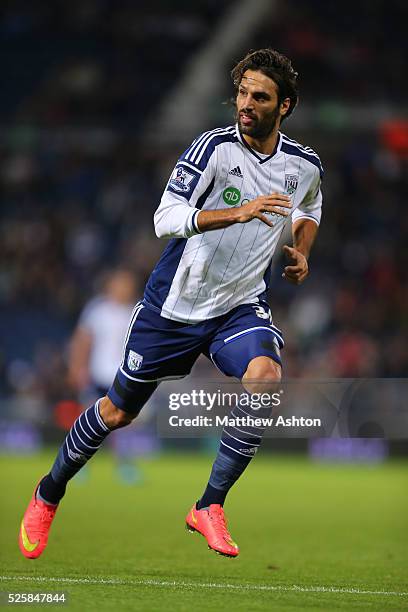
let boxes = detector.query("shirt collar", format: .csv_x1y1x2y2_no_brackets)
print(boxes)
235,124,282,164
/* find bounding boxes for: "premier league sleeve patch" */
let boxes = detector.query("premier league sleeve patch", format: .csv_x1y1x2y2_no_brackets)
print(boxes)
167,163,200,200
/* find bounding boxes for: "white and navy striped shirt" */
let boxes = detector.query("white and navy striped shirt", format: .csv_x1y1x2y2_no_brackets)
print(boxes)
144,124,323,323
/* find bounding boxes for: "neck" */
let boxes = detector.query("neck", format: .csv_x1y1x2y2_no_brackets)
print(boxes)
242,125,280,155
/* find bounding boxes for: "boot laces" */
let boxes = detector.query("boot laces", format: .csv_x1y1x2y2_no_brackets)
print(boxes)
209,507,230,540
39,505,56,523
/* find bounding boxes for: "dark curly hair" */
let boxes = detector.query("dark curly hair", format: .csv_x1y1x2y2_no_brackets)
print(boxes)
231,48,299,121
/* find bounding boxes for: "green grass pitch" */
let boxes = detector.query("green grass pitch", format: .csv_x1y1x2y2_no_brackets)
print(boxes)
1,450,407,610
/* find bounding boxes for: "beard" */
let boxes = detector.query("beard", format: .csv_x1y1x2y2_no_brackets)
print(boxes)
236,104,281,140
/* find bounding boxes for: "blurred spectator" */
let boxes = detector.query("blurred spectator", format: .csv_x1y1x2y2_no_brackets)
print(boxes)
67,267,149,482
68,268,137,393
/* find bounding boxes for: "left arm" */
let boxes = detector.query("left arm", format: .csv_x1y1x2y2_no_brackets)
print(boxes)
282,218,319,284
282,164,322,284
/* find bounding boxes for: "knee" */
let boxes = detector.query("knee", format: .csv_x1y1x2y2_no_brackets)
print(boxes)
99,396,136,429
242,356,281,394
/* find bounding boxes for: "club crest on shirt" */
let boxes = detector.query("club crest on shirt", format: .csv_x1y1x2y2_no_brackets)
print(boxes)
284,174,299,195
127,350,143,371
169,165,196,193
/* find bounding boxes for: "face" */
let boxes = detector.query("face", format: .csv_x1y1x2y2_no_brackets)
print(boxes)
106,270,137,304
236,69,289,139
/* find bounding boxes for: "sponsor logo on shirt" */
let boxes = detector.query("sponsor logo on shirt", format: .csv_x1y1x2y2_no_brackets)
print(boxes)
169,165,196,193
241,193,256,205
223,187,241,205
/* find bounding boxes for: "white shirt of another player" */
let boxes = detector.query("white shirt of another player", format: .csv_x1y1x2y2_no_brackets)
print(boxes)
144,124,323,324
79,297,134,388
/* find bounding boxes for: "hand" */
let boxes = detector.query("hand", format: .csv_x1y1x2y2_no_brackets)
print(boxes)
282,245,309,284
235,193,291,227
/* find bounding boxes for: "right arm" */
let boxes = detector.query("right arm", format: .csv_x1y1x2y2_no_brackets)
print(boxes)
196,194,291,232
154,173,291,237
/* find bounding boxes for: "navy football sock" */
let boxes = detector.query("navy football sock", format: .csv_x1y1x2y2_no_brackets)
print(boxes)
37,473,66,505
38,400,111,504
196,483,227,509
197,399,270,509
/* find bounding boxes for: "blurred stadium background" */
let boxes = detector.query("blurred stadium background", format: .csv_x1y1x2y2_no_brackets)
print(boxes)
0,0,407,455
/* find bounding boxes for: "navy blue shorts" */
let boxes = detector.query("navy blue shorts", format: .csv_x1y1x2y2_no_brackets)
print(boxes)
107,300,284,413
